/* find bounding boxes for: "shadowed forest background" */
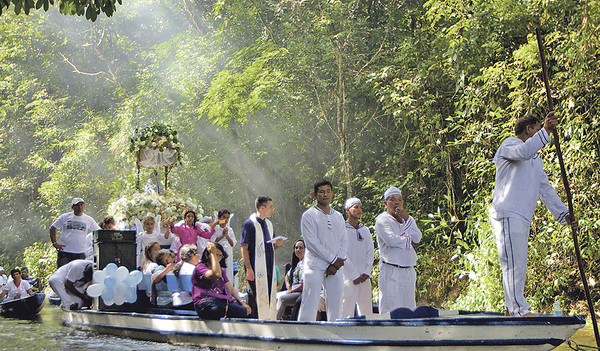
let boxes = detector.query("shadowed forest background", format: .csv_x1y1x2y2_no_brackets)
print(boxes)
0,0,599,314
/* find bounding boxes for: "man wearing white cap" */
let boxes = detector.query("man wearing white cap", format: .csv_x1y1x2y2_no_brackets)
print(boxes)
50,198,100,268
341,197,374,318
298,179,347,321
375,186,422,314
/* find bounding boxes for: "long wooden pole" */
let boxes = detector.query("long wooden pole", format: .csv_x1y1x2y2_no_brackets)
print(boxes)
535,27,600,346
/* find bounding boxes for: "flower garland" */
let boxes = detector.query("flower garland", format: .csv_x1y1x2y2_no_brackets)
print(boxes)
128,123,182,164
108,192,203,225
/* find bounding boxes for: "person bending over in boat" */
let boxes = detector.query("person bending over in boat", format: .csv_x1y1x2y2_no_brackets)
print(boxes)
0,268,34,302
298,179,348,322
151,249,176,308
375,186,422,314
341,197,375,318
48,259,93,310
192,242,250,320
172,244,200,310
490,112,578,317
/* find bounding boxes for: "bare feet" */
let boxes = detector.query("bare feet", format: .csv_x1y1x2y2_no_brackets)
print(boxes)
523,312,537,317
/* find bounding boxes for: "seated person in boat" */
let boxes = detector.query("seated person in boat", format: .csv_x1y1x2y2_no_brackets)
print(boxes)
151,249,176,308
0,267,7,288
193,242,250,320
20,266,40,291
375,186,422,314
48,259,93,310
341,197,375,318
172,244,200,310
276,239,305,320
136,216,171,268
0,268,34,301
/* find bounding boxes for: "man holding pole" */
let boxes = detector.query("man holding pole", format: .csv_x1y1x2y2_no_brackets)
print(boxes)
490,111,578,317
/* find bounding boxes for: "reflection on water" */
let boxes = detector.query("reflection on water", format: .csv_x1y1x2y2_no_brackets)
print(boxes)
555,321,599,351
0,304,207,351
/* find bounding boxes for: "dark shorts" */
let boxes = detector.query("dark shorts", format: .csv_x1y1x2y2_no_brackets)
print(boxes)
57,251,86,268
194,299,249,320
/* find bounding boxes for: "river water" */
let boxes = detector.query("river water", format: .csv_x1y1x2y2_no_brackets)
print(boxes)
0,304,205,351
0,303,596,351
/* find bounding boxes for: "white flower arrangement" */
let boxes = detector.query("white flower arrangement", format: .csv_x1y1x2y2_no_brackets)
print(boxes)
108,192,204,225
128,122,182,164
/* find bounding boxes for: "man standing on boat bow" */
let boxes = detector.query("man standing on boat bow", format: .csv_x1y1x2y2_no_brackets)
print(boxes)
490,112,578,317
241,196,283,320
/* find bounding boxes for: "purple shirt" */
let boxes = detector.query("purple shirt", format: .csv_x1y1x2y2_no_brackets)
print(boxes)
192,263,235,304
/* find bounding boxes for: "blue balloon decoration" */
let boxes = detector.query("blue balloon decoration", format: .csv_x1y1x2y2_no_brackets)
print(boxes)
104,276,117,289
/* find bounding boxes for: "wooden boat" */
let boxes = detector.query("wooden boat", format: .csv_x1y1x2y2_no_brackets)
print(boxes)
62,307,585,350
0,292,46,317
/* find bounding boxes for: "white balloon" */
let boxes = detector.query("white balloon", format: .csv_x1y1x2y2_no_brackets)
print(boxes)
114,293,126,306
115,282,129,297
125,287,137,303
116,266,129,282
87,283,104,298
101,287,115,305
125,270,143,287
104,263,118,277
93,271,106,284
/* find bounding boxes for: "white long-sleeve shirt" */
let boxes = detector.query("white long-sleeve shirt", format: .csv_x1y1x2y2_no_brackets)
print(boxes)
375,212,422,267
301,206,347,271
490,127,569,224
342,222,374,281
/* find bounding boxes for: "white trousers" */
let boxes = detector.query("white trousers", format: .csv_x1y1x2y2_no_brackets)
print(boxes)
341,276,372,318
378,264,416,314
298,267,343,321
492,217,531,316
49,276,83,309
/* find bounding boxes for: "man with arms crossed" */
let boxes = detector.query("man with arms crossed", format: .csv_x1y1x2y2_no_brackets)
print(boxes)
298,179,347,321
490,111,578,316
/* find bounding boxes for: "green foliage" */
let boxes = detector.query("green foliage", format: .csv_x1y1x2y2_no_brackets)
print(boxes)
0,0,122,21
1,0,600,316
22,241,56,290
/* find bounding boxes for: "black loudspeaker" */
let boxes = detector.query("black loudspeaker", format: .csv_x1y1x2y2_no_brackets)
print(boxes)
94,230,137,271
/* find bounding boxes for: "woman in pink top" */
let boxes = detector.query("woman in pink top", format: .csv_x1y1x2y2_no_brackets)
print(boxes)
169,210,215,260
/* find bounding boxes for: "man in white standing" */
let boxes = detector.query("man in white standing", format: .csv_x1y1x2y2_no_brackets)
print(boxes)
490,112,578,317
341,197,374,318
50,198,101,268
375,186,422,314
298,179,347,321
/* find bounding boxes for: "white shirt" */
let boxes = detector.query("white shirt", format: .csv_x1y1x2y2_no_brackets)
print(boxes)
490,127,569,224
375,212,422,267
211,225,237,251
51,259,92,293
301,206,347,270
342,222,374,281
172,261,196,307
2,279,31,300
52,212,101,254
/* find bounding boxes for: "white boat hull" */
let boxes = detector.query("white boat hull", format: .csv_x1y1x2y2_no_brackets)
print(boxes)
62,309,585,350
